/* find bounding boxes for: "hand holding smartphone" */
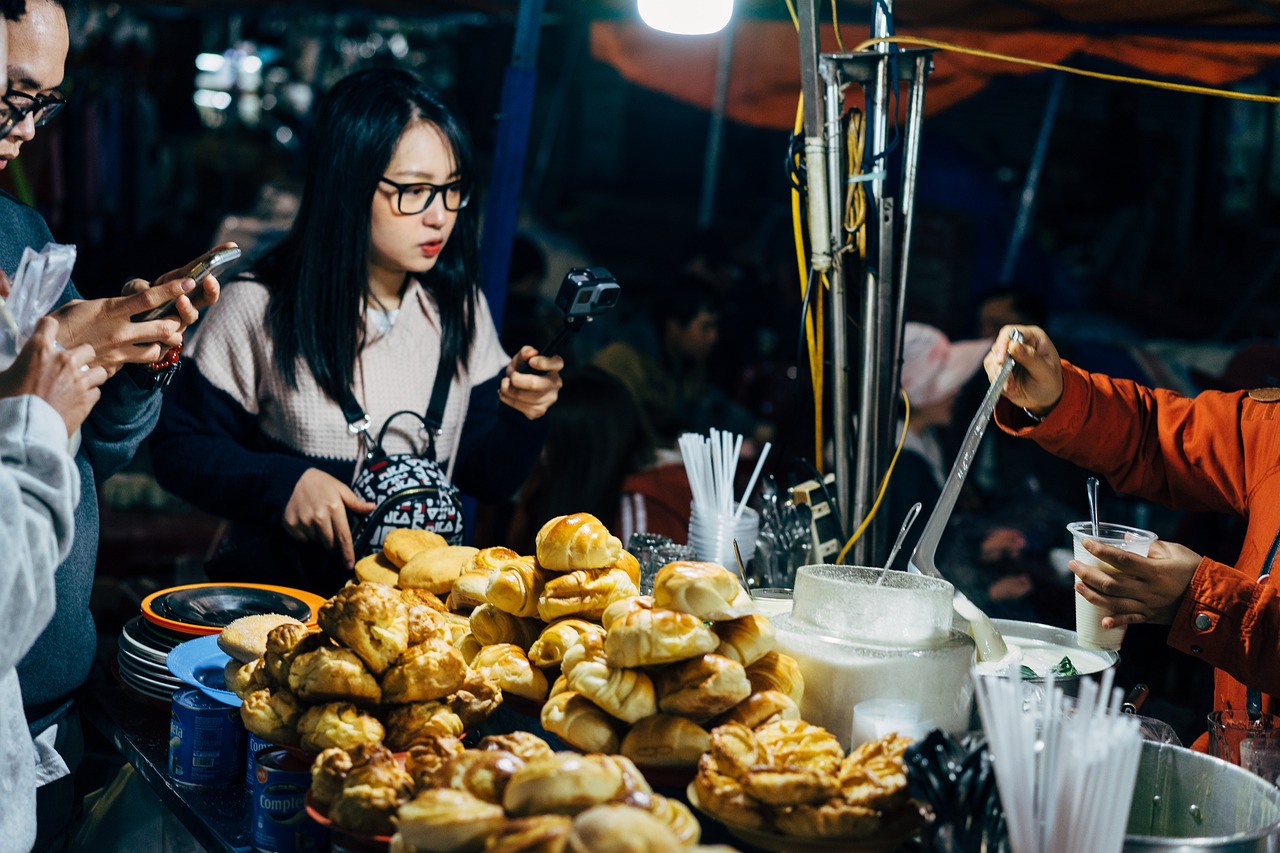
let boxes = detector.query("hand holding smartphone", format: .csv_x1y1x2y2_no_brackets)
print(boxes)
130,245,241,323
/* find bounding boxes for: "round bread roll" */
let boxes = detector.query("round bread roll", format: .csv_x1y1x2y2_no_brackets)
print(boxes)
621,714,711,768
217,614,306,664
354,551,401,587
399,545,480,596
527,618,606,669
745,651,805,704
652,561,753,621
317,583,410,675
653,654,751,720
383,528,448,568
535,513,622,571
539,692,620,754
470,643,549,703
296,701,386,752
397,788,505,853
566,803,683,853
536,567,638,622
380,639,467,704
712,612,776,666
287,645,382,705
604,607,719,668
503,753,626,816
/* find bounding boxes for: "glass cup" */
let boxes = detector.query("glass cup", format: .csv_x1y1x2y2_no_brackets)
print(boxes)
1241,736,1280,784
1065,521,1157,650
627,532,672,596
1208,710,1280,766
750,587,794,618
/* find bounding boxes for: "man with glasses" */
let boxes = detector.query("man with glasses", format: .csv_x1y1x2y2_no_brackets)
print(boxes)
2,1,222,848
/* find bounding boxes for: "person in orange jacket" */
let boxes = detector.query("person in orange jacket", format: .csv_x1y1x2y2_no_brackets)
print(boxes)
985,324,1280,747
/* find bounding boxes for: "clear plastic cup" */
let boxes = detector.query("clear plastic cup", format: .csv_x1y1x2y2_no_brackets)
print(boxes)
688,504,759,570
1209,710,1280,766
1066,520,1157,650
749,587,793,618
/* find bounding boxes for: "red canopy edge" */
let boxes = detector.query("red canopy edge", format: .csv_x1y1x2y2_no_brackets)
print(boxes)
590,20,1280,128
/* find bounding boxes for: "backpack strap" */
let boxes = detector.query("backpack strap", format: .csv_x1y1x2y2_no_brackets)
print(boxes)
340,355,454,447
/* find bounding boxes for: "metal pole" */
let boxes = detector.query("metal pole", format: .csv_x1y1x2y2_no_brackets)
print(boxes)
893,54,930,385
697,21,736,228
822,59,850,548
999,71,1065,285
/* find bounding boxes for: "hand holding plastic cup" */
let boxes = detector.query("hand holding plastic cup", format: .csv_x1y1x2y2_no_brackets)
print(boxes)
1066,520,1157,650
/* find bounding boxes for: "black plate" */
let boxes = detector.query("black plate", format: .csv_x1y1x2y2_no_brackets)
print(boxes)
152,586,312,629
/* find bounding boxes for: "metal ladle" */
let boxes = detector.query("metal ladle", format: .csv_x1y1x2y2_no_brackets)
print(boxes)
884,502,923,572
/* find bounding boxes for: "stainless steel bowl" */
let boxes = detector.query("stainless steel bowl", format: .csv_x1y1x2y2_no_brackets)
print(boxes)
990,618,1120,695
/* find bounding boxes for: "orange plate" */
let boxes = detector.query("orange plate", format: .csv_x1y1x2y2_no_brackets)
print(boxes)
141,582,327,637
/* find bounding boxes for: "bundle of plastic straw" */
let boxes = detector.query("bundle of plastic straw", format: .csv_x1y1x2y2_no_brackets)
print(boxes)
679,428,743,517
975,668,1143,853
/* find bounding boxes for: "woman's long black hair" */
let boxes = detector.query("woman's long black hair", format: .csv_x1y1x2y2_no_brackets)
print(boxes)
255,67,479,401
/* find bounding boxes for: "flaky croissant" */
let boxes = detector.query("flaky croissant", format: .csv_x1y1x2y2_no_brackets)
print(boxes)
527,618,607,669
536,568,637,622
539,691,620,754
565,655,656,724
652,561,753,621
535,513,622,571
486,555,552,618
603,607,719,668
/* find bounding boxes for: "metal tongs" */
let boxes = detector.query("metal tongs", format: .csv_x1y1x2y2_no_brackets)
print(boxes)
908,328,1024,661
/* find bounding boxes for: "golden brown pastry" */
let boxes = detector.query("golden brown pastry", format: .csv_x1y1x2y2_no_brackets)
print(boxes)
448,668,504,730
527,619,607,669
218,614,306,663
693,752,766,829
329,783,405,836
355,551,402,587
744,651,805,704
486,556,553,618
400,587,447,613
559,632,608,681
610,550,641,589
535,513,623,571
309,747,353,807
503,753,626,816
287,645,382,705
406,605,452,646
539,692,620,754
380,639,467,704
435,748,526,804
839,733,911,809
470,643,549,702
263,623,321,685
405,735,466,789
712,613,776,666
653,654,751,720
652,561,753,621
441,611,473,644
383,528,448,568
399,545,481,596
225,657,272,699
741,766,840,807
483,815,572,853
548,674,569,698
297,702,385,752
345,743,414,800
477,732,554,765
772,799,881,839
239,688,303,745
620,715,711,767
450,571,492,613
397,788,506,853
466,545,521,575
707,722,760,778
601,754,653,809
565,654,656,724
537,568,637,622
317,583,410,675
604,607,719,669
566,803,682,853
715,689,800,730
383,701,465,752
600,595,652,631
469,604,543,651
754,719,844,776
455,632,484,665
647,794,701,846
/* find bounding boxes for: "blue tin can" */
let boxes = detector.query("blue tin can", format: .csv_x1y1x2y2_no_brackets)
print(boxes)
168,687,244,787
252,747,327,853
245,731,273,788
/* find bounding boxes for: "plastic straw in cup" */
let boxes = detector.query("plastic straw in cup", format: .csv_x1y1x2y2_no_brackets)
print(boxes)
732,441,771,527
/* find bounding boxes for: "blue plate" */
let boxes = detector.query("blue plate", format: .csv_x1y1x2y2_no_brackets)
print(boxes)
166,634,240,707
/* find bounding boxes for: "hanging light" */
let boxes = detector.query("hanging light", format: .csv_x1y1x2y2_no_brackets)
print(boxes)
638,0,734,35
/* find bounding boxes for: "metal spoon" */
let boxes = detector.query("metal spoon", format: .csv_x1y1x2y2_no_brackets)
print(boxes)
1087,477,1101,537
885,502,923,572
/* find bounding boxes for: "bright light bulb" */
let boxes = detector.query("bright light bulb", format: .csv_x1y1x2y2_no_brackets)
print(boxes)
638,0,733,35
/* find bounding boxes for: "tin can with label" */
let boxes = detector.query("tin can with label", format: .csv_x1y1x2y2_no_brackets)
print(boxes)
245,731,273,788
168,687,244,787
252,747,327,852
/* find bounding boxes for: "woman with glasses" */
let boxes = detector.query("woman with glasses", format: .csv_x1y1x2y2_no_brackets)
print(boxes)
150,68,563,593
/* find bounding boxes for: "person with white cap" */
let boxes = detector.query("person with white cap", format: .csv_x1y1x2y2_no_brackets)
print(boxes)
888,322,1036,611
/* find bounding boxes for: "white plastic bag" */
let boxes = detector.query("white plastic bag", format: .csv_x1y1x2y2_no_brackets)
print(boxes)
0,242,76,367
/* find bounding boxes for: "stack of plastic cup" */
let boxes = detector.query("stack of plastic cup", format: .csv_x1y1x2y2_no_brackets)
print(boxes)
688,504,759,570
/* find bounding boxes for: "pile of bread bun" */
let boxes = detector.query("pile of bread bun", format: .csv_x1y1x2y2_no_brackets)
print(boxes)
309,730,739,852
693,721,917,840
227,575,503,752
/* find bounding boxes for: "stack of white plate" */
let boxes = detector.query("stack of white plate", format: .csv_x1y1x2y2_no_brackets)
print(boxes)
117,615,185,702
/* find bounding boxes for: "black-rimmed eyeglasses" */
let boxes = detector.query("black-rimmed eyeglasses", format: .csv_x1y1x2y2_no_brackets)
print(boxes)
378,177,470,215
0,90,68,137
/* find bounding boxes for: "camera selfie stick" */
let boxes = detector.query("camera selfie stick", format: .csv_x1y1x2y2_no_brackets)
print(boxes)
518,266,621,373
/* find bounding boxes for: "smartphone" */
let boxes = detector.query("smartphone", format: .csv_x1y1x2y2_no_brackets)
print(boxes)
130,245,241,322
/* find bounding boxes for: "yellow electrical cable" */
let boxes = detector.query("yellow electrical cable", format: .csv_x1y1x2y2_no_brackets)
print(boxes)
783,0,798,29
844,108,866,258
836,387,910,564
854,35,1280,104
790,95,825,468
830,0,845,51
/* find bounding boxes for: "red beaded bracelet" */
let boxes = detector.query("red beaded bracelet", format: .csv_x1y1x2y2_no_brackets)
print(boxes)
146,342,183,372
